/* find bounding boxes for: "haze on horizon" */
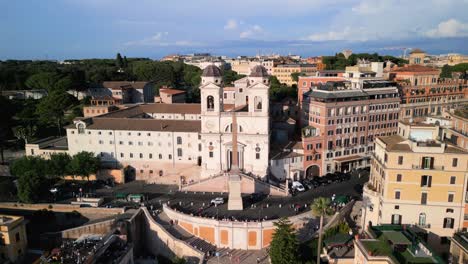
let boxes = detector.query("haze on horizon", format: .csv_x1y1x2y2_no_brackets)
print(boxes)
1,0,468,60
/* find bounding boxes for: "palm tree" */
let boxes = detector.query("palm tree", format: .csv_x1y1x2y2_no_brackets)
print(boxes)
312,197,333,264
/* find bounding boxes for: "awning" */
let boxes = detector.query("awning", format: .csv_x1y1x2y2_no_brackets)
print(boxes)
382,231,412,245
324,233,353,247
334,155,363,163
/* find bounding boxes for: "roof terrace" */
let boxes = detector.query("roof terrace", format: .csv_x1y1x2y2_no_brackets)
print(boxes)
356,225,443,264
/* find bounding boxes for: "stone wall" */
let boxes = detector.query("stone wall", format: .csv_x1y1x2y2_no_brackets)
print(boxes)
0,202,124,216
181,173,287,196
60,219,115,239
164,200,355,250
140,207,205,264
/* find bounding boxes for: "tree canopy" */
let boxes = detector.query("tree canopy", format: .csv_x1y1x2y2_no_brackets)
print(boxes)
269,218,300,264
322,52,407,70
440,63,468,78
67,151,100,180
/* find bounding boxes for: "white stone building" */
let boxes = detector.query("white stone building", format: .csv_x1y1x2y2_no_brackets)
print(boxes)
29,65,272,182
199,65,270,178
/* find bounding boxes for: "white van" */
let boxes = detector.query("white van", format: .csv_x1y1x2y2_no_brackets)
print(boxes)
292,181,305,192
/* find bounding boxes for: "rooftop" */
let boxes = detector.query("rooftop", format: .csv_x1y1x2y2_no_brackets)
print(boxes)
75,118,201,133
358,225,443,264
29,136,69,150
159,88,186,95
391,64,439,73
202,64,222,77
102,81,151,90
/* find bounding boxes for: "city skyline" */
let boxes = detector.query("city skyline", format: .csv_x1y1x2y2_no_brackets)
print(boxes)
2,0,468,59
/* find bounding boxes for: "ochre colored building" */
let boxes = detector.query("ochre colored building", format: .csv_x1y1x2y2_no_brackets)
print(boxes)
0,215,27,263
363,121,468,251
389,64,468,121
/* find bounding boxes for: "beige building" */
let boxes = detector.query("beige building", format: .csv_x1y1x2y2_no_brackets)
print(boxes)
0,215,27,263
272,63,318,86
156,88,186,104
408,48,428,65
362,121,468,251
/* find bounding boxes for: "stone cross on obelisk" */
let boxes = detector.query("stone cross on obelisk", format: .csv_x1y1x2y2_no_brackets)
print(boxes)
227,110,243,210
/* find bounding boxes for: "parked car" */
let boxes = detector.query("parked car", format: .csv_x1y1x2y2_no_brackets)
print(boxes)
211,197,225,205
292,181,305,192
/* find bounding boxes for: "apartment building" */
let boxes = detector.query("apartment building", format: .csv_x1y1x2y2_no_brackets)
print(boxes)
445,109,468,150
299,62,400,177
297,70,345,105
272,63,318,86
389,64,468,120
363,121,468,250
408,48,428,65
157,88,186,104
0,215,27,263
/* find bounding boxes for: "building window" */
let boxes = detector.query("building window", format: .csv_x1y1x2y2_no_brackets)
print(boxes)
130,153,133,158
418,213,426,226
420,175,432,187
450,176,456,184
421,157,434,169
395,191,400,199
391,214,402,225
443,217,454,228
398,156,403,165
168,154,172,159
149,154,153,159
448,193,454,203
159,154,162,159
256,153,260,159
77,124,85,134
177,137,182,145
129,141,133,145
209,151,213,158
421,192,428,205
177,148,183,157
452,158,458,167
207,96,214,110
446,208,454,213
120,153,124,158
139,153,143,158
15,232,20,242
99,140,103,144
396,174,402,182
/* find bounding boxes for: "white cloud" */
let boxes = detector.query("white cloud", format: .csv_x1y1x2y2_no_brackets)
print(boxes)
425,19,468,38
224,19,238,30
305,27,370,41
240,25,264,39
124,33,202,47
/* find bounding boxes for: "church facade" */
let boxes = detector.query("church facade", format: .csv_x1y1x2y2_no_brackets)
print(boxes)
199,65,270,178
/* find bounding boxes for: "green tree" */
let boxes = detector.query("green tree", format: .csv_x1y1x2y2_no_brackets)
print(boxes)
440,64,451,78
116,53,124,68
223,69,245,85
17,170,48,203
13,125,37,144
36,90,76,136
0,96,15,163
49,153,72,178
68,151,100,180
11,156,49,178
269,218,299,264
25,72,72,92
291,72,306,83
311,197,333,264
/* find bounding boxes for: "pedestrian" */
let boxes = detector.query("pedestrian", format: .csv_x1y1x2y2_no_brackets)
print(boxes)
257,257,261,264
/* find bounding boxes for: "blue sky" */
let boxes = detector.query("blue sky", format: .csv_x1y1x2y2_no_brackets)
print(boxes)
1,0,468,60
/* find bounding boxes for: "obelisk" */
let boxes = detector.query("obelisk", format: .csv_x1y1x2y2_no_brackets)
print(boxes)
227,110,243,210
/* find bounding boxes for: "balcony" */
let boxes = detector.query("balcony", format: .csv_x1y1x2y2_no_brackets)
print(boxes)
415,223,431,229
411,165,444,170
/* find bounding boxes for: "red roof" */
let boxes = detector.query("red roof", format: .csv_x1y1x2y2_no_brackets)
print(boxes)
391,65,439,73
159,89,186,95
